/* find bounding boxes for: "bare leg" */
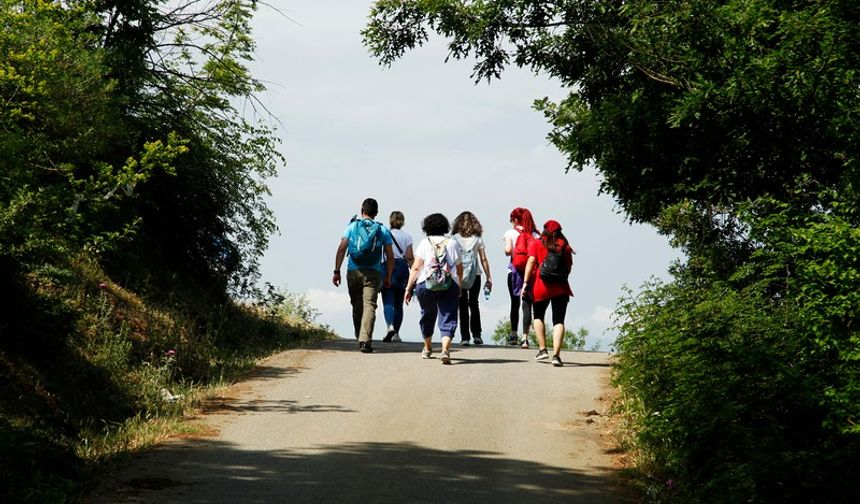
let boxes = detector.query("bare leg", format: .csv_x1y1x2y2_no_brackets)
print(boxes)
441,335,452,353
534,319,547,350
552,323,565,356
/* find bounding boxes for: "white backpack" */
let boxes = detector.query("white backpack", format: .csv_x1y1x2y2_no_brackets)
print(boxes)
456,236,480,290
425,238,454,291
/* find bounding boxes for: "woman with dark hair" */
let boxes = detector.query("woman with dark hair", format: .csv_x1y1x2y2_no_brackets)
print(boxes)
503,207,539,347
522,220,574,367
452,211,493,346
381,211,414,343
405,213,463,364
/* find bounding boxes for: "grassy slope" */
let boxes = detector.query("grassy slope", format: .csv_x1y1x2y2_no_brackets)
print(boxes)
0,257,333,503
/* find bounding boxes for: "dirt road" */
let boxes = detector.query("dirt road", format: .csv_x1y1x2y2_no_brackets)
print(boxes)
90,340,627,503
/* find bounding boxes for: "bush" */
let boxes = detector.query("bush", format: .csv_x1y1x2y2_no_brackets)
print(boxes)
491,318,587,350
612,197,860,502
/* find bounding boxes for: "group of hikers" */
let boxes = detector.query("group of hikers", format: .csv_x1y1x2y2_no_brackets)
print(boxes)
332,198,575,367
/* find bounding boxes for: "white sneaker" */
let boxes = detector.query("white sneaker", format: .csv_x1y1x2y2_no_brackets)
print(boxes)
391,332,401,343
440,351,451,365
421,348,432,359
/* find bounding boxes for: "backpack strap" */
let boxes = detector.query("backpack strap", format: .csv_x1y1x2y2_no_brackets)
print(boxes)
431,238,448,263
391,233,403,255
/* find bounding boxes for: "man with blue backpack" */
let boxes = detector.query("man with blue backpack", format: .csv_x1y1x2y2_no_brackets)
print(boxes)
332,198,394,353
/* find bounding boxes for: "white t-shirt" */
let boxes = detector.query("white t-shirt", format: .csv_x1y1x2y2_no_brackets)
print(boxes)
385,228,414,261
503,228,540,252
503,228,520,250
414,236,461,283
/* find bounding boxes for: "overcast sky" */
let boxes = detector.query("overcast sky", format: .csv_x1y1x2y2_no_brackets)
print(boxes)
246,1,680,349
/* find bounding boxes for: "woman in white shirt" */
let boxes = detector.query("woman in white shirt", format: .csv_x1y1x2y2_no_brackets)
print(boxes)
405,213,463,364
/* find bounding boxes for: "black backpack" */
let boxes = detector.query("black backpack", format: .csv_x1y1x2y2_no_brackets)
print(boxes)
539,241,570,283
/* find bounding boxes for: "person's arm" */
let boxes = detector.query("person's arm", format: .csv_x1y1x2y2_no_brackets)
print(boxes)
405,244,414,268
504,233,514,256
479,247,493,290
333,238,348,286
522,256,537,295
383,244,394,288
404,257,424,305
456,262,464,288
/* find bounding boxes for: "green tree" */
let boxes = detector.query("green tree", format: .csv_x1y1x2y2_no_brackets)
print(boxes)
0,1,185,262
364,0,859,217
491,319,586,350
364,1,860,501
91,0,282,297
1,0,280,297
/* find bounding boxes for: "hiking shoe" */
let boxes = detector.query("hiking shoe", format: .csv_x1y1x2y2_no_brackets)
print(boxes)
440,351,451,365
421,348,432,359
360,342,373,354
382,329,395,342
391,332,402,343
552,354,563,367
535,349,550,361
473,336,483,345
520,338,530,349
460,339,470,346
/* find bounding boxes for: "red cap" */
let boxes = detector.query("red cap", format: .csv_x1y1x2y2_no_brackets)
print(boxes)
543,220,562,233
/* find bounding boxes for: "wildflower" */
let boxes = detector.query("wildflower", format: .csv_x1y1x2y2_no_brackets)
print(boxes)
166,349,176,357
98,282,107,290
666,479,675,489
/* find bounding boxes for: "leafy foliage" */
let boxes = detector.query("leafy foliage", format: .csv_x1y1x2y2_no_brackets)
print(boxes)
490,318,586,350
614,195,860,501
0,1,297,501
365,1,860,501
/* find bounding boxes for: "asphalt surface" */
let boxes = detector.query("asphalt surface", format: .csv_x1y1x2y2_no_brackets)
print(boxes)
89,339,628,503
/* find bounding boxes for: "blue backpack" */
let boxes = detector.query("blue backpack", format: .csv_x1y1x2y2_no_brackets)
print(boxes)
348,219,384,268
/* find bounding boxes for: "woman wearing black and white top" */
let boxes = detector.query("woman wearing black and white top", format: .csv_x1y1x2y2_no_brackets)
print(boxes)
452,211,493,346
381,211,414,342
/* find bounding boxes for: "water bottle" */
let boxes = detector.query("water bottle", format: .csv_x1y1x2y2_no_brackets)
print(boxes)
483,285,491,301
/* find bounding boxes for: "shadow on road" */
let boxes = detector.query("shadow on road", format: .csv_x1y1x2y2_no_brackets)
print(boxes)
200,399,356,415
94,440,629,503
312,339,611,363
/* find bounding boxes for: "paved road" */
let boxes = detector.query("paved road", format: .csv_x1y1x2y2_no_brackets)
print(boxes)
90,340,627,503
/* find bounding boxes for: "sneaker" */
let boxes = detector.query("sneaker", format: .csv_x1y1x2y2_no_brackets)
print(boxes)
473,336,483,345
535,349,549,360
507,335,519,346
460,339,470,346
391,332,402,343
382,329,395,342
421,348,432,359
440,351,451,365
360,342,373,354
552,354,563,367
520,338,530,349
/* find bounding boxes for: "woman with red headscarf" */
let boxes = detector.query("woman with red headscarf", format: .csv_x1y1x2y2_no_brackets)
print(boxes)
522,219,574,366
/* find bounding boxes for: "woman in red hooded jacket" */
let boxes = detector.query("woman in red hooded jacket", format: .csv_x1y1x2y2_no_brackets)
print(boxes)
522,220,574,367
